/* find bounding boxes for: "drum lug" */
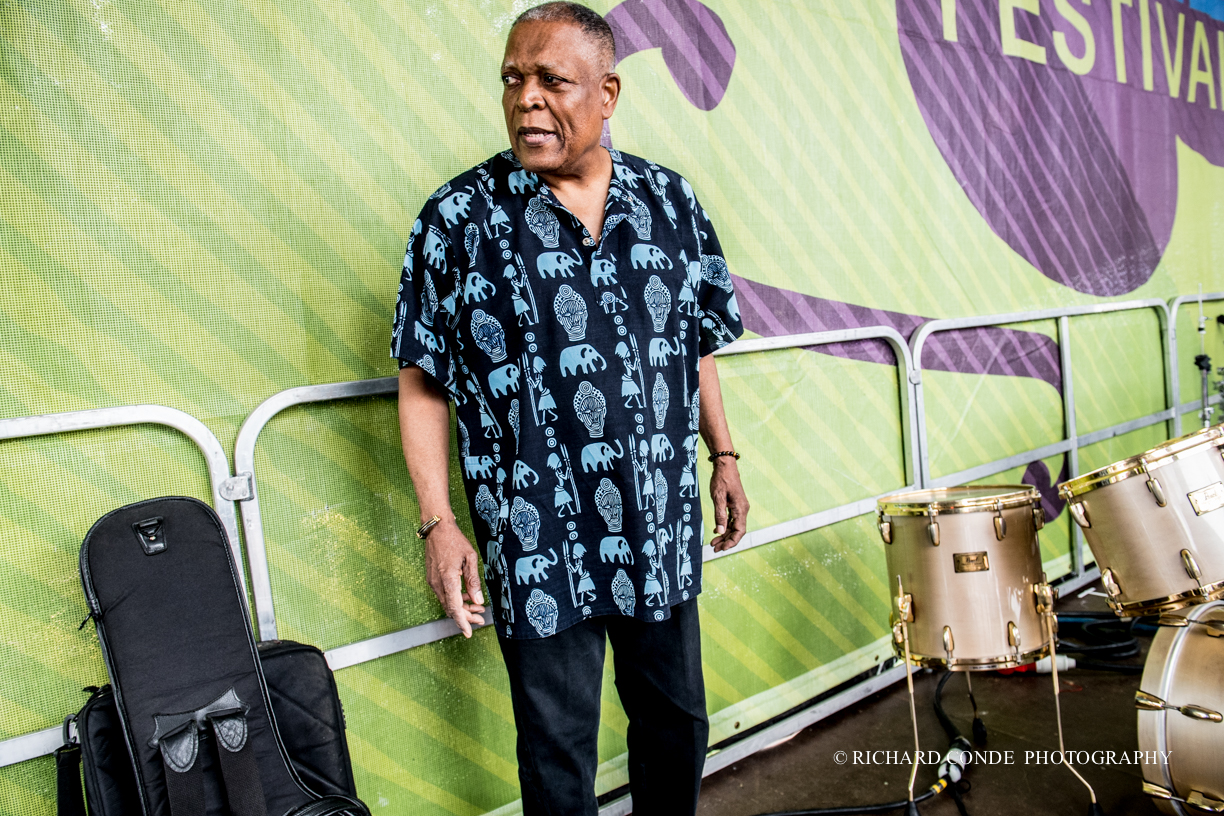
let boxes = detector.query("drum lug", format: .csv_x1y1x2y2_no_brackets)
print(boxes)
1034,582,1056,615
1142,781,1176,801
1181,549,1204,583
1068,501,1090,528
1007,621,1020,649
892,620,905,645
1032,502,1045,530
1134,689,1224,723
877,510,892,545
1180,704,1224,723
942,625,955,658
993,500,1007,540
895,592,914,623
1146,476,1168,507
1101,568,1123,602
924,505,940,546
1187,791,1224,813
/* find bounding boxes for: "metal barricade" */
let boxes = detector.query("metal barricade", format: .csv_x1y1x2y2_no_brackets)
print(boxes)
0,405,243,768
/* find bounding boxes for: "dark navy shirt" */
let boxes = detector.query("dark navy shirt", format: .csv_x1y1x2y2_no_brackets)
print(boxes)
391,149,742,639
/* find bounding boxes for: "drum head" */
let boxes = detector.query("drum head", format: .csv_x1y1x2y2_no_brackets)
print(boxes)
879,485,1037,516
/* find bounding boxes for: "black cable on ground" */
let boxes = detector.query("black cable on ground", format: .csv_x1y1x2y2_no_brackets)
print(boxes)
933,671,960,743
947,779,971,816
935,671,986,746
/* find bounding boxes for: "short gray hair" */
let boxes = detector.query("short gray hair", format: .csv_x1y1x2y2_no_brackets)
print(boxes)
512,2,616,72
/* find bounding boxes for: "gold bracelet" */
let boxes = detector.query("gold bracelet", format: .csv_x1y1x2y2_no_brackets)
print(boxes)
416,514,442,539
707,450,741,463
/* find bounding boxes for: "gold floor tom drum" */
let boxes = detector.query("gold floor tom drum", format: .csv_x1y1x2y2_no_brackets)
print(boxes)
877,485,1050,671
1136,602,1224,814
1059,425,1224,616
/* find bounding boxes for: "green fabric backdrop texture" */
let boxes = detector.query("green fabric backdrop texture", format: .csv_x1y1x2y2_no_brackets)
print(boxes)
3,0,1222,813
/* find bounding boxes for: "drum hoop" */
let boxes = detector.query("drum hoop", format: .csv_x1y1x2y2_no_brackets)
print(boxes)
897,642,1050,671
1059,426,1224,499
1105,580,1224,616
879,485,1037,516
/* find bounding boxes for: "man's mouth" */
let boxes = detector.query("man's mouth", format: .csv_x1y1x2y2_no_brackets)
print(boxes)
518,127,556,148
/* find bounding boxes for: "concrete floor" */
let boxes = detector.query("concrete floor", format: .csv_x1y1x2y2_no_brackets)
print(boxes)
697,584,1163,816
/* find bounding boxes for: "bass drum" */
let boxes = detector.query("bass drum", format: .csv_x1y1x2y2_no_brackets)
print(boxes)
1137,602,1224,815
1059,425,1224,616
877,485,1050,670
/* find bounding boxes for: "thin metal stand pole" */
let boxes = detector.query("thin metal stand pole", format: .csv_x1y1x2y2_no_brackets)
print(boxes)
897,577,922,805
1043,609,1098,806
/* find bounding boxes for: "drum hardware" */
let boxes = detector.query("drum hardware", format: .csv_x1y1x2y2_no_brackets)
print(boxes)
877,510,893,544
1195,285,1215,430
926,506,940,546
1155,615,1224,636
1100,568,1123,603
942,625,954,662
1135,690,1223,723
1142,782,1224,814
993,499,1007,540
1183,550,1204,585
1033,503,1045,529
894,576,923,812
1141,459,1168,507
1069,500,1090,528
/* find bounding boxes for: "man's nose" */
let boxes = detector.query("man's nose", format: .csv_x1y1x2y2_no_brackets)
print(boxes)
517,77,545,110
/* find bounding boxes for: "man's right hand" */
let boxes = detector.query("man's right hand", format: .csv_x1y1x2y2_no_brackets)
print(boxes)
424,519,487,638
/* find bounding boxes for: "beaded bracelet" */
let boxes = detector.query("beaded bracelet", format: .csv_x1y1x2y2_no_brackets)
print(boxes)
707,450,741,463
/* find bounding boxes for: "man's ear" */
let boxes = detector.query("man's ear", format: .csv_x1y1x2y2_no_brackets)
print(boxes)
602,72,621,118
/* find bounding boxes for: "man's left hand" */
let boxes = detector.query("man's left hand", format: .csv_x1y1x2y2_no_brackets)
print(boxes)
709,457,749,552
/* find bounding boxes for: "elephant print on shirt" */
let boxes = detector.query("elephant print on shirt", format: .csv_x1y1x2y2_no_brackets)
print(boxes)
515,549,558,585
423,226,449,270
631,244,672,270
537,250,583,279
560,344,607,377
488,363,521,398
581,440,624,472
439,187,474,228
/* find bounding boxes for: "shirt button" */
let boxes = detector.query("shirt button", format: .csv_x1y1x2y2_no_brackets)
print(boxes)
583,237,595,246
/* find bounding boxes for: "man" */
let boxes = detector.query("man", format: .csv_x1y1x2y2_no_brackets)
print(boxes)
391,3,749,812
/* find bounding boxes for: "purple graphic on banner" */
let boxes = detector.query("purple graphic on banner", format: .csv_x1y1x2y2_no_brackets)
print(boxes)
606,0,736,109
607,0,1076,515
897,0,1224,296
735,275,1069,515
603,0,736,145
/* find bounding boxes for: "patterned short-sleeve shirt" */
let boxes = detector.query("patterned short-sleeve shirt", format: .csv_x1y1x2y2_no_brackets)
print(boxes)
391,149,742,639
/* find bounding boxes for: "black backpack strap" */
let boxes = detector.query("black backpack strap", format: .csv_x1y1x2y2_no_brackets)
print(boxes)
55,721,87,816
286,795,371,816
157,721,206,816
209,710,266,816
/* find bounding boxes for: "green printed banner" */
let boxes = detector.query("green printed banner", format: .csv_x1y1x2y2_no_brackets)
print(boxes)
4,0,1223,813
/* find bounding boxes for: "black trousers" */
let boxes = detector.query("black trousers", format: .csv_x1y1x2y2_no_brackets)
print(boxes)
496,598,709,816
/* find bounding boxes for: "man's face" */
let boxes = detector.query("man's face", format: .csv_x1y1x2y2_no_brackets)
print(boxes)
501,20,618,179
